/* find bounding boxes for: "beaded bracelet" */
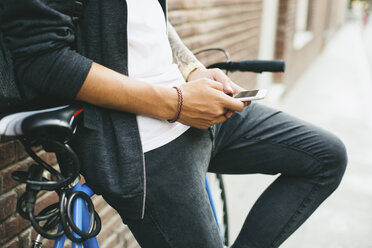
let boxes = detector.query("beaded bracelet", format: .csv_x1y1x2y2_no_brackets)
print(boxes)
168,86,183,123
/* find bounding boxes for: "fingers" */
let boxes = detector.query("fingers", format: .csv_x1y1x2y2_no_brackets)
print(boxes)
178,78,246,129
201,78,244,112
184,114,227,129
216,115,228,124
224,110,233,118
205,78,224,91
223,94,245,112
212,110,234,126
211,68,234,95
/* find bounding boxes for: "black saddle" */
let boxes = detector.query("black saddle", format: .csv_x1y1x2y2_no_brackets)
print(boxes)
0,105,83,142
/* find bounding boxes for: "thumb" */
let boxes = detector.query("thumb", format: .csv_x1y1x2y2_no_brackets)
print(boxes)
224,83,233,96
212,70,233,95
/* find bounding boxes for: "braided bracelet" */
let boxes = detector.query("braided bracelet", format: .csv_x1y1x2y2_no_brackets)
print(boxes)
168,86,183,123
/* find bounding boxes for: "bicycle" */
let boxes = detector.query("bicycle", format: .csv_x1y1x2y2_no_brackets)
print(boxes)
0,50,284,247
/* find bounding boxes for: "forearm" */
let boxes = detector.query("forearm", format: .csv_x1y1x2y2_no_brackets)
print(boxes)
76,62,178,120
76,62,244,129
167,23,204,79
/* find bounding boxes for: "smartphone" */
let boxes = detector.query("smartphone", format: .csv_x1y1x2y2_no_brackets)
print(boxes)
233,89,267,101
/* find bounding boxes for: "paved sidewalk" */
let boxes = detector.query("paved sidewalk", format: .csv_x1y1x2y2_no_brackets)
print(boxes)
225,20,372,248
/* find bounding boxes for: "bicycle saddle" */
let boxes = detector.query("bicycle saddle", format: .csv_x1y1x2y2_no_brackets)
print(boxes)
0,105,83,142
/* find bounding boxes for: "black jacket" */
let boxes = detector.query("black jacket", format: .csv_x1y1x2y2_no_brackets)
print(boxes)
0,0,167,220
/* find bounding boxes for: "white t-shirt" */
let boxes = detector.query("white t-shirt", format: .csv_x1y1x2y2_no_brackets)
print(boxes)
127,0,190,153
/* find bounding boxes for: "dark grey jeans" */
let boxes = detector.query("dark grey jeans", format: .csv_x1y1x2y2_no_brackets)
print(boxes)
105,103,347,248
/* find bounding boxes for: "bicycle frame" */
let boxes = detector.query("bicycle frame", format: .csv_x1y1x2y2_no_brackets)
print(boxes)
52,180,99,248
206,176,224,243
27,177,222,248
43,177,222,248
13,130,224,248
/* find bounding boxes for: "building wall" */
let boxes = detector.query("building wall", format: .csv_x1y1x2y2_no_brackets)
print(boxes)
274,0,348,88
0,1,264,247
169,0,263,89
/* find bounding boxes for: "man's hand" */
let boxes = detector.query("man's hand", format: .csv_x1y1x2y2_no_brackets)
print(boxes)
177,79,245,129
188,67,248,95
187,67,251,117
167,23,248,125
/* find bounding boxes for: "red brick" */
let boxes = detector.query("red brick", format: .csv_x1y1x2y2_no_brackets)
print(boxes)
101,235,118,248
0,191,17,221
2,216,17,243
0,223,5,244
34,191,59,214
19,229,32,248
97,212,122,245
0,141,16,169
92,195,108,212
31,146,42,153
1,159,32,193
39,151,57,166
3,237,18,248
101,225,135,248
15,141,28,161
16,215,30,233
42,238,55,248
13,185,26,200
124,229,140,248
2,214,30,243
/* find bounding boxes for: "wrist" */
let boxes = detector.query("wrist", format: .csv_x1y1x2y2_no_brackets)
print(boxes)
153,85,180,120
182,62,204,82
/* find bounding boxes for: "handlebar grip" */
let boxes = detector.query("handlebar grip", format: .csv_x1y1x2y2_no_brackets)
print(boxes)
207,60,285,73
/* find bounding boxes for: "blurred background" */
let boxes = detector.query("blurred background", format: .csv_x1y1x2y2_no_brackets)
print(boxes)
1,0,372,247
174,0,372,247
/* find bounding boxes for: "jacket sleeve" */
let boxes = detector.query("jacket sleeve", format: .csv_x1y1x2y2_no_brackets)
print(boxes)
0,0,92,101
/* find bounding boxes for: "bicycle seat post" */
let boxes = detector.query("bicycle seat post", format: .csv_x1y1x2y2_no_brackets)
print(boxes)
32,234,43,248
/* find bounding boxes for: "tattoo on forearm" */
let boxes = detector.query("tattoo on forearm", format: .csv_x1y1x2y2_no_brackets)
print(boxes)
167,23,203,71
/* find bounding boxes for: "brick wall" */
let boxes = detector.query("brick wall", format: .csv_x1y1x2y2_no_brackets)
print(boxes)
0,1,263,247
274,0,347,87
169,0,263,89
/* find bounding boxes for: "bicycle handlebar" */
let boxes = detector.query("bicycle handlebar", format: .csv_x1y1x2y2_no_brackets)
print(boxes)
207,60,285,73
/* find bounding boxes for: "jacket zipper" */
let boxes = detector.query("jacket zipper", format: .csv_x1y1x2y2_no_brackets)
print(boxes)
141,153,147,219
